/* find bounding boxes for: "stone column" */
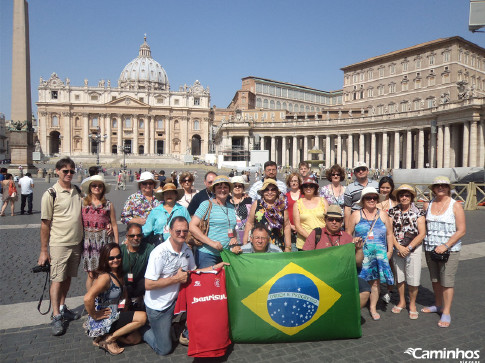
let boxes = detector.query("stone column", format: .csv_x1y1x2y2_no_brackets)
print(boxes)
303,136,308,162
330,136,336,165
443,124,451,168
462,121,470,167
132,115,138,155
336,135,342,165
437,125,443,168
359,133,364,163
325,136,331,169
347,134,353,169
149,116,155,155
382,132,388,169
181,117,188,155
82,113,89,153
62,112,71,155
342,138,347,168
405,130,412,169
430,126,437,168
281,136,287,167
270,136,276,161
105,114,112,155
470,120,478,167
450,125,457,167
166,117,171,154
144,116,150,155
315,135,321,151
260,136,265,150
292,136,298,168
478,120,485,168
418,129,425,169
370,133,376,169
393,131,400,169
117,115,122,152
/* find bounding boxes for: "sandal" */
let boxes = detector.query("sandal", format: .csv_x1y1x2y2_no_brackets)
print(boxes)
98,337,124,355
370,311,381,321
438,314,451,328
92,336,103,347
421,305,442,313
409,311,419,320
391,306,404,314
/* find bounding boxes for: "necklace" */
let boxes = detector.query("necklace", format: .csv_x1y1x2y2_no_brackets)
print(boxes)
433,197,450,215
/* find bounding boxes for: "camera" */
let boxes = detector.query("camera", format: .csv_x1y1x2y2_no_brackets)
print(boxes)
32,263,50,273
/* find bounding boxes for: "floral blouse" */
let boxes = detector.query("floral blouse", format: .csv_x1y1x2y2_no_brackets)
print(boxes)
120,190,161,224
320,184,345,209
388,203,425,246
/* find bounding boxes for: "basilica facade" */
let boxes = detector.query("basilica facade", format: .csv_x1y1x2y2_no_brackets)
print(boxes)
214,36,485,169
36,37,211,159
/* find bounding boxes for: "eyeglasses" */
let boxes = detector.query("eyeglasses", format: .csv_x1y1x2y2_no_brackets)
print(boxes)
90,184,104,189
233,184,244,189
141,181,154,186
127,233,143,238
61,170,75,175
108,254,122,261
174,229,189,235
331,173,340,177
264,188,278,192
182,179,192,183
326,217,343,223
355,168,367,173
363,195,378,201
399,193,412,198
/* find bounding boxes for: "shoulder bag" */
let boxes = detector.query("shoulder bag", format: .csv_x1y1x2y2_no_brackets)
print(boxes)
187,200,213,247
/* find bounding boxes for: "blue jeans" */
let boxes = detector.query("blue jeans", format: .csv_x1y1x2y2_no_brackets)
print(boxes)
197,250,222,269
143,302,175,355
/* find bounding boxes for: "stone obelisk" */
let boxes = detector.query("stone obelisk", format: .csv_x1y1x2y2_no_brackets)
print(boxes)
8,0,36,175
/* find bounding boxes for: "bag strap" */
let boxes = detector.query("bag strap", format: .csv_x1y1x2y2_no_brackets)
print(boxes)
313,227,322,249
202,200,213,236
37,270,51,315
364,212,379,243
108,272,124,297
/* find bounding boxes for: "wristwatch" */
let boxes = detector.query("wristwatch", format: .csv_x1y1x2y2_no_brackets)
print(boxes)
408,245,414,252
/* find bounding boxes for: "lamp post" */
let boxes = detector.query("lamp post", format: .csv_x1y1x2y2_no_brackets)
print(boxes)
89,128,107,168
118,144,130,171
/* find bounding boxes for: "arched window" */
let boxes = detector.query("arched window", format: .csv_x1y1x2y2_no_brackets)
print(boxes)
91,117,99,127
276,101,281,110
174,120,179,130
124,118,131,128
270,100,275,109
193,119,200,130
139,119,144,128
256,98,262,108
75,117,80,127
156,119,164,129
300,105,304,112
52,115,59,127
111,118,117,128
282,102,287,110
263,99,269,109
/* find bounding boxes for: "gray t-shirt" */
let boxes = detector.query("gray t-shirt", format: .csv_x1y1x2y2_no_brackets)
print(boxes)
241,243,283,253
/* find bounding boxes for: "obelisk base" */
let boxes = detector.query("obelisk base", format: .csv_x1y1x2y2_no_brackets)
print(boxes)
7,130,37,176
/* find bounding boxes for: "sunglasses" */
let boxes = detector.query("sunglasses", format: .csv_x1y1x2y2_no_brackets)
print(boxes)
399,193,412,198
355,168,367,173
233,184,244,189
141,181,154,186
182,179,192,183
90,184,104,189
363,195,378,201
264,188,278,192
174,229,189,235
108,254,122,261
127,233,143,238
303,185,316,189
331,173,340,177
434,184,449,188
61,170,75,175
326,217,343,223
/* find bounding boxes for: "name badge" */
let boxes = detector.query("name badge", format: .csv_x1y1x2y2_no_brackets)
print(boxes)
368,231,374,240
127,273,133,282
118,299,125,309
228,229,234,238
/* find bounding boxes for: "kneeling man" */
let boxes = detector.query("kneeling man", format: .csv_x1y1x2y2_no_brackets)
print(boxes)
232,224,282,254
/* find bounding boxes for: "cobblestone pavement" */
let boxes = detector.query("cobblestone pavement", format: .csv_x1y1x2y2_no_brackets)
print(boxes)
0,167,483,362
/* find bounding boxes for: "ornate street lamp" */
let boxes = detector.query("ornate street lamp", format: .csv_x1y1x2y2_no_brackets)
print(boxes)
118,144,130,171
89,128,107,167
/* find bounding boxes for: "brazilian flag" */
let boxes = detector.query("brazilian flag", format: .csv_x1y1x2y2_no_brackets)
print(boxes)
221,244,361,343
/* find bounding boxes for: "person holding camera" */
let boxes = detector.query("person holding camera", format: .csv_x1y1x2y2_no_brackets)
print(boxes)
120,223,154,309
38,158,83,336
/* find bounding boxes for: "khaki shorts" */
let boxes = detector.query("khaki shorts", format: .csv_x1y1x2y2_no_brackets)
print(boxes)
50,244,82,282
392,245,422,286
425,250,460,288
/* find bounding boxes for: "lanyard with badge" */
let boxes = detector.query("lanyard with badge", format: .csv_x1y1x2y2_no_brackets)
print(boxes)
218,201,234,239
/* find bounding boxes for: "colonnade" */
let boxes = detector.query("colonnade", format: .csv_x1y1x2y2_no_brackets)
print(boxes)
251,119,484,170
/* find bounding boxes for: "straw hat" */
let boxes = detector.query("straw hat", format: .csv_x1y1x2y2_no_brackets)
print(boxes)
154,183,184,201
210,175,233,192
81,175,111,195
428,176,452,190
137,171,160,188
324,205,343,218
392,184,417,199
357,186,384,207
257,178,279,196
231,175,249,188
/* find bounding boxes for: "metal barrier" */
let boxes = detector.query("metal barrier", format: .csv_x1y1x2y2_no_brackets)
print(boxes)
409,182,483,211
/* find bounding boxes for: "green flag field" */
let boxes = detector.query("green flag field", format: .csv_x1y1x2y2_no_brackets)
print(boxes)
221,244,362,343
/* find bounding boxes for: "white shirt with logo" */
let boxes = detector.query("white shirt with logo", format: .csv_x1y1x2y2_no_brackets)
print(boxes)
144,238,196,311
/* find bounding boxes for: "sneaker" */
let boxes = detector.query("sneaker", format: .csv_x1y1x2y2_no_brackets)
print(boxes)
51,315,66,336
61,306,81,321
381,293,391,304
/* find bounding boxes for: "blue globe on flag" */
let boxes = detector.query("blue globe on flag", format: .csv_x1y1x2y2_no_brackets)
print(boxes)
267,273,320,327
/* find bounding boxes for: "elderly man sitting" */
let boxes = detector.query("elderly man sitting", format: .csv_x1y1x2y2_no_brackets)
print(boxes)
232,224,282,254
302,205,370,308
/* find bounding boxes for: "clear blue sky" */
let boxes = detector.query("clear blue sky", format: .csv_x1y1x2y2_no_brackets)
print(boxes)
1,0,484,120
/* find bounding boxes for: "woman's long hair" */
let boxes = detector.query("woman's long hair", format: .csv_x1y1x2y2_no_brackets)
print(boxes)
379,176,395,201
94,243,122,278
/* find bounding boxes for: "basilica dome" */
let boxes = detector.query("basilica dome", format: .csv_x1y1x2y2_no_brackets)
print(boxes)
118,36,169,90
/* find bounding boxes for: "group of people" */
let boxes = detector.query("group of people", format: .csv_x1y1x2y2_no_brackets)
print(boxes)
36,157,465,356
0,167,35,216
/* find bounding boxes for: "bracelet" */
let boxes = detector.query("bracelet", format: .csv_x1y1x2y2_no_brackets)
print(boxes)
212,265,216,270
443,244,449,250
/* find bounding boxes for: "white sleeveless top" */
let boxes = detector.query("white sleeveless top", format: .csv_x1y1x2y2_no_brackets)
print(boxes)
424,198,461,252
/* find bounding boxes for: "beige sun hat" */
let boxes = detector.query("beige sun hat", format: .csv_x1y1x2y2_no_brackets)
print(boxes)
210,175,233,192
257,178,280,196
154,183,184,201
231,175,249,188
324,204,344,218
81,175,111,195
137,171,160,188
357,186,384,207
392,184,417,199
428,176,453,190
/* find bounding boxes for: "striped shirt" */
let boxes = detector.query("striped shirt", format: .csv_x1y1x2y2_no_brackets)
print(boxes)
344,179,379,211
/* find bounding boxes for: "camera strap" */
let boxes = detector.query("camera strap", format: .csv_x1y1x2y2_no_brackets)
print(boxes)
37,271,51,315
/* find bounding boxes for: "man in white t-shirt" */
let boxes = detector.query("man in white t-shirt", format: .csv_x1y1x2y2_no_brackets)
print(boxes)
18,172,34,215
142,216,227,355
